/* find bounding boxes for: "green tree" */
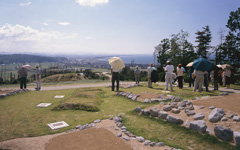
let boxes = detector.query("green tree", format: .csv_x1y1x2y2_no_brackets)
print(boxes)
195,25,212,58
155,38,170,67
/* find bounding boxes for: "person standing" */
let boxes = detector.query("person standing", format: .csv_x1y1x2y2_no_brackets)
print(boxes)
177,64,183,89
17,65,30,89
134,66,141,85
35,65,41,91
111,66,120,91
225,68,231,89
204,71,209,92
193,70,205,92
164,61,174,91
213,66,219,90
147,63,154,88
188,67,194,87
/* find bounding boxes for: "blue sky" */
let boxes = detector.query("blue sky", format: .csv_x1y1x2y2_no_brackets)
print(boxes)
0,0,239,55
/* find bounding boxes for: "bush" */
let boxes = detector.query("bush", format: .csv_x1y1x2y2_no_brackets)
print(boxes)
52,103,99,112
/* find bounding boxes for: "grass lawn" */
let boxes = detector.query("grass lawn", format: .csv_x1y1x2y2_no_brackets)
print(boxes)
0,84,238,150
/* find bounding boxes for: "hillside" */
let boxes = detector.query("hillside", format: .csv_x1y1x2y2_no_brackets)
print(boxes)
41,73,87,83
0,54,67,64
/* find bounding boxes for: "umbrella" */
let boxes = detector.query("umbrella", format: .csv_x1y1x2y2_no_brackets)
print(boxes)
221,64,233,69
22,64,31,70
192,58,212,71
109,57,125,70
216,64,222,68
186,62,193,67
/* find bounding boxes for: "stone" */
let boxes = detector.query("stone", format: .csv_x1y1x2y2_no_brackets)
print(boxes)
171,108,180,114
227,113,237,119
116,122,122,127
219,92,229,96
182,99,188,102
206,128,212,134
192,97,200,100
114,117,122,123
144,99,150,103
122,136,130,141
150,107,161,117
142,109,150,116
178,107,185,110
127,94,133,99
189,120,207,132
233,116,240,122
150,142,156,147
121,126,127,130
194,113,205,120
214,125,233,142
117,133,122,137
156,142,165,147
158,111,169,119
185,109,196,116
131,96,138,101
166,115,183,124
186,104,194,110
184,120,190,127
109,117,113,120
135,107,141,113
163,105,172,111
144,140,151,146
209,106,215,109
221,117,228,121
171,96,181,102
186,102,192,105
136,136,145,142
151,98,160,102
90,123,95,127
94,119,101,123
208,108,225,123
178,101,186,107
234,132,240,146
200,106,205,109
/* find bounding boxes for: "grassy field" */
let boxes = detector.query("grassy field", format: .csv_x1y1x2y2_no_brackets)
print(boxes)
0,84,239,150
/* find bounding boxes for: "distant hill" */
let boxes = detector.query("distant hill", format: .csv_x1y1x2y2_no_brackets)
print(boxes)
0,54,67,64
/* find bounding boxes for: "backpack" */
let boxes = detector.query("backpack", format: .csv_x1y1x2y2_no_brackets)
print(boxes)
151,68,159,83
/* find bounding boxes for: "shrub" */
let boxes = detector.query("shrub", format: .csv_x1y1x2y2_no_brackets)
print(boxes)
52,103,99,112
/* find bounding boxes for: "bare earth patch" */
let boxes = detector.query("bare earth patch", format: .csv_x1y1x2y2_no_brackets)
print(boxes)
0,120,171,150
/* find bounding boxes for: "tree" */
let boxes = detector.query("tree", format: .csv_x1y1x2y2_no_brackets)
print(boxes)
214,28,226,65
195,25,212,58
155,38,170,67
223,8,240,67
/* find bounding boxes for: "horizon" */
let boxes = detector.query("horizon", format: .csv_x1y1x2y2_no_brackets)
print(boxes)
0,1,239,55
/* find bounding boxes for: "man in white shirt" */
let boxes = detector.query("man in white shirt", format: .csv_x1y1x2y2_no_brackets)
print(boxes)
111,66,120,91
147,63,154,88
164,61,174,91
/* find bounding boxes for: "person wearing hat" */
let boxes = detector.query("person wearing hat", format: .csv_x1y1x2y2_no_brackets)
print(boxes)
164,61,174,91
35,64,41,91
134,66,141,85
147,63,154,88
177,64,183,89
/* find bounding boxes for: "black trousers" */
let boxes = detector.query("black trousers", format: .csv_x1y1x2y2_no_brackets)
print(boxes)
178,76,183,88
20,77,27,89
112,72,119,91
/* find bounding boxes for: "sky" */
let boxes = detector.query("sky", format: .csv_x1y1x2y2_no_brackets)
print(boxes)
0,0,239,56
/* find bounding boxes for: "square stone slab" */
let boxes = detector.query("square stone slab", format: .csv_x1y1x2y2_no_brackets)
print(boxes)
54,95,65,98
36,103,52,107
48,121,69,130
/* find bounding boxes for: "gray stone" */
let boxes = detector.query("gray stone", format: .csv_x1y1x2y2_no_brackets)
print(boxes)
94,119,101,123
184,120,190,127
136,136,145,142
151,98,160,102
116,122,122,127
185,109,196,116
186,104,194,110
234,132,240,146
206,128,212,134
221,117,228,121
131,96,138,101
114,117,122,123
194,113,205,120
117,133,122,137
121,126,127,130
166,115,183,124
144,140,151,146
208,108,225,123
192,97,200,100
150,107,161,117
158,111,169,119
150,142,156,147
171,96,181,102
90,123,96,127
233,116,240,122
200,106,205,109
227,113,237,119
178,107,185,110
122,136,130,141
171,108,180,114
178,101,186,107
182,99,188,102
214,125,233,142
142,109,150,116
109,117,113,120
219,92,229,96
189,120,207,132
135,107,141,113
144,99,150,103
209,106,215,110
186,102,192,105
163,105,172,111
127,94,133,99
156,142,165,147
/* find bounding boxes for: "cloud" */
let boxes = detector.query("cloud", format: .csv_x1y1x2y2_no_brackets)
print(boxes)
58,22,70,26
42,22,48,26
75,0,109,7
0,24,59,41
20,1,32,6
85,36,92,40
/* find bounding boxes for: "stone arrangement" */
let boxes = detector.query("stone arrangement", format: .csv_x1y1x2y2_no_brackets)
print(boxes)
136,97,240,146
0,89,29,98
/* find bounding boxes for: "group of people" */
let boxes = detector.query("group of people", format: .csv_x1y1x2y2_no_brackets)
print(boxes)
17,64,41,91
111,60,232,92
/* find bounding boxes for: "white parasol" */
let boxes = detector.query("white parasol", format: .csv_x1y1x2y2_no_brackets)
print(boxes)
109,57,125,70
